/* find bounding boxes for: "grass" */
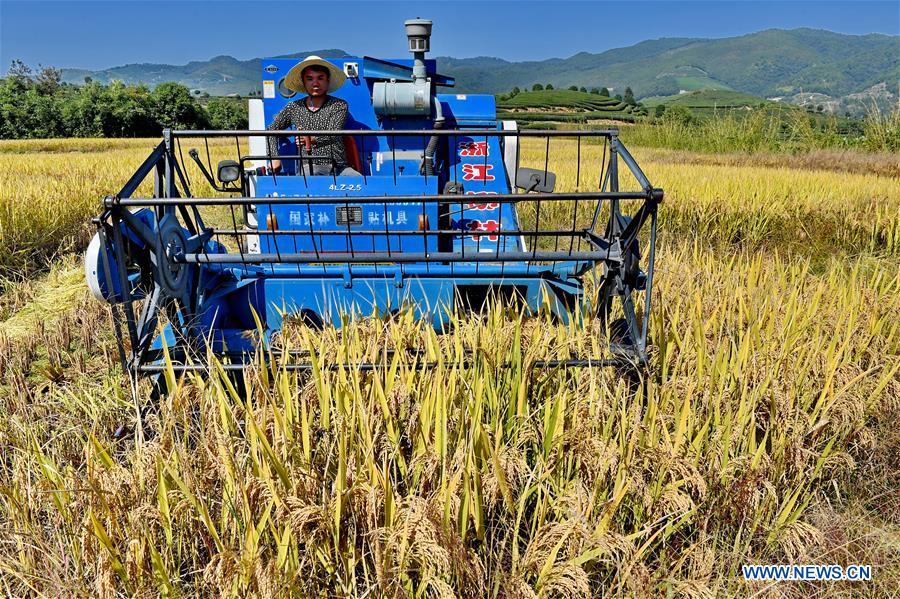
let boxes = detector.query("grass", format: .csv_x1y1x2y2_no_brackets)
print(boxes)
617,106,900,154
0,135,897,596
639,146,900,179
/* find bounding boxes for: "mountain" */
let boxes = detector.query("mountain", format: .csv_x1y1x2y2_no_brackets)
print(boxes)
436,29,898,100
59,29,898,103
63,50,350,96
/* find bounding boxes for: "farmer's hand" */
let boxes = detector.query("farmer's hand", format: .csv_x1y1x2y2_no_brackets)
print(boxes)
270,159,282,172
301,136,315,151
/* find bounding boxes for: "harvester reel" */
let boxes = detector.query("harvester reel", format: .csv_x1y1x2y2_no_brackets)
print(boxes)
597,215,643,319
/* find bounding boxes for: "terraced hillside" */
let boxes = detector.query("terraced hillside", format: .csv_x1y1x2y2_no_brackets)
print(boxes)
497,90,649,127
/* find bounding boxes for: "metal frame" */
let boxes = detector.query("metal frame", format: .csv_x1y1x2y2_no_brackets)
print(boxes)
92,128,662,376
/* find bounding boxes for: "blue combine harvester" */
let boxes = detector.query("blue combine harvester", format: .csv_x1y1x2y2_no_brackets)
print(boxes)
84,19,662,376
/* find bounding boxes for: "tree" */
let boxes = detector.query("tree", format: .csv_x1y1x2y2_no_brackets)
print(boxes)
532,83,543,91
107,81,156,136
7,59,32,83
510,86,520,96
568,85,578,91
205,97,248,130
663,105,693,125
599,87,610,97
150,82,207,130
545,84,554,90
61,81,116,136
0,66,65,138
579,87,587,93
84,76,93,85
0,74,181,139
623,87,636,105
34,65,61,96
590,88,600,94
614,94,622,101
654,104,666,117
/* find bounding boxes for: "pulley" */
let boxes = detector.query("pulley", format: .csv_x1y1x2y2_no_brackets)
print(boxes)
156,214,190,300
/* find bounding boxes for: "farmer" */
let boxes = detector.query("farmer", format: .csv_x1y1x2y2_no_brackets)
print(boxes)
266,56,361,176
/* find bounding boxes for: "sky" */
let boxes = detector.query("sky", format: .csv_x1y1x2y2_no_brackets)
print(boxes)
1,0,898,73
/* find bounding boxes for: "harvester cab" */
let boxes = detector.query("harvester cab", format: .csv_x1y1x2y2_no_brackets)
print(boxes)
85,18,662,377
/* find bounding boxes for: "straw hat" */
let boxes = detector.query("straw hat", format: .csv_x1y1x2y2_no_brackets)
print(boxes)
283,56,346,93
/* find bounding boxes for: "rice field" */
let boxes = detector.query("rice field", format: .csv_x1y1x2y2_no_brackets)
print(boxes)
0,136,897,597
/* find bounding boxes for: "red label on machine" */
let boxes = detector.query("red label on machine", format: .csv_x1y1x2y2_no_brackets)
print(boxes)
467,219,499,242
465,202,500,211
465,190,498,210
458,140,489,157
461,164,495,181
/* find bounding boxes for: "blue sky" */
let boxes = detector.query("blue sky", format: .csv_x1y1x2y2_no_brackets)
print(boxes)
1,1,897,73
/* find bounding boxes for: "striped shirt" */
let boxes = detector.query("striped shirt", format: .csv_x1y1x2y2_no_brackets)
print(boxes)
266,95,349,167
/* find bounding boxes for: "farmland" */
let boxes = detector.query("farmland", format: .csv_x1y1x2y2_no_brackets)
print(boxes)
497,90,649,126
640,90,766,111
0,134,898,597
